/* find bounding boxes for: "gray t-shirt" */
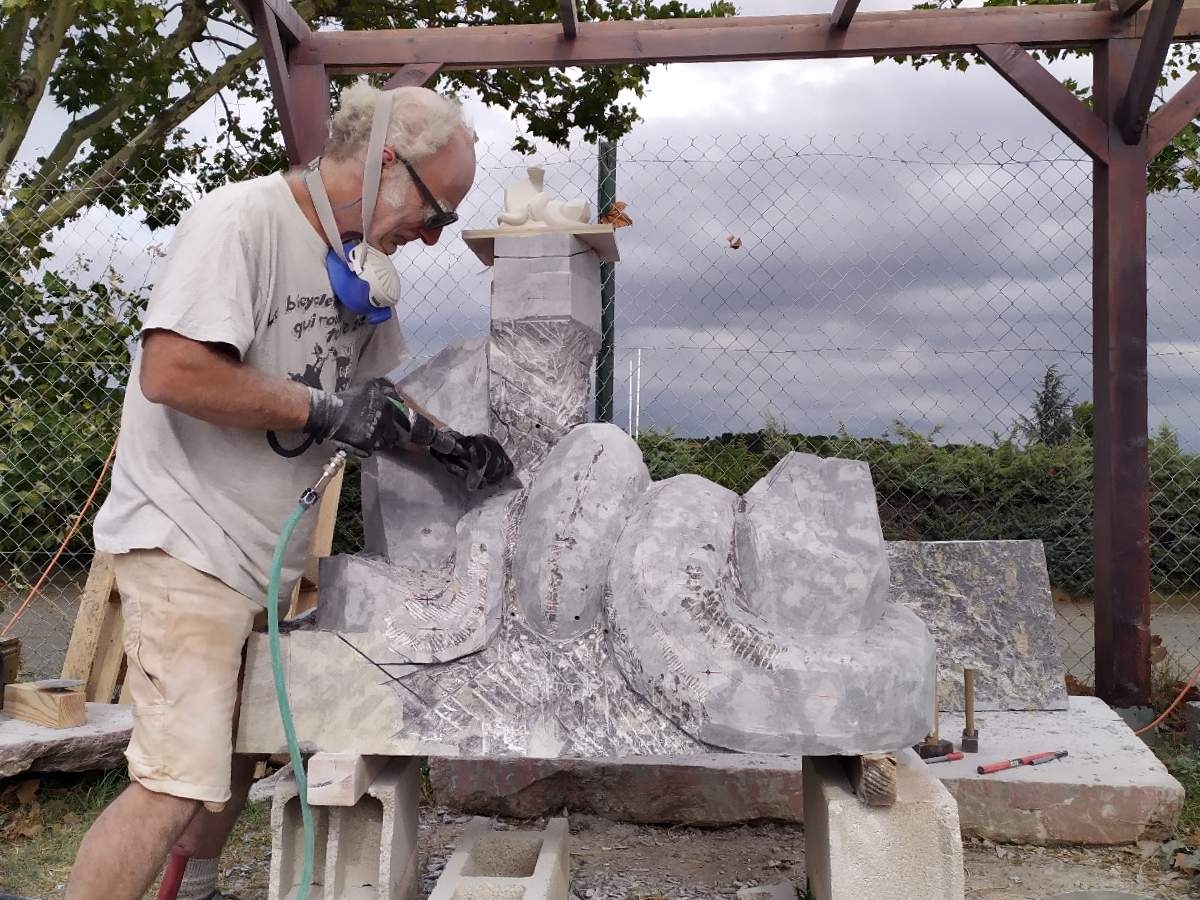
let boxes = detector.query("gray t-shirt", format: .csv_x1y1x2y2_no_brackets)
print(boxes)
94,173,405,604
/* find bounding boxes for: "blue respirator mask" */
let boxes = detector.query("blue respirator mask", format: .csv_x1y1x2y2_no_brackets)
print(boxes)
304,91,402,325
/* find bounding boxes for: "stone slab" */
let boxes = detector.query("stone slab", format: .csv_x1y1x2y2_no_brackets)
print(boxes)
887,540,1069,711
492,253,602,336
429,753,805,826
737,884,798,900
1184,700,1200,747
0,702,130,779
803,748,963,900
428,698,1182,846
936,696,1182,844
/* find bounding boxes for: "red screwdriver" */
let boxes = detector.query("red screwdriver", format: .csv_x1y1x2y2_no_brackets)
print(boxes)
977,750,1068,775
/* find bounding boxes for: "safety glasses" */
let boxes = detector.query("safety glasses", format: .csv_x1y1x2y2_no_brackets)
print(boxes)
400,158,459,231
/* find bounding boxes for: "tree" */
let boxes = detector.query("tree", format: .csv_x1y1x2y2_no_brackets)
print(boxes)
1018,364,1075,446
0,0,735,270
885,0,1200,193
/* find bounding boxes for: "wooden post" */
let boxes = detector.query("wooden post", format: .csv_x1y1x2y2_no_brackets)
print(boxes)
1093,38,1152,706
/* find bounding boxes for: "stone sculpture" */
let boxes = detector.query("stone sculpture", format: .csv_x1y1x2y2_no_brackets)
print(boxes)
238,186,937,761
496,165,592,229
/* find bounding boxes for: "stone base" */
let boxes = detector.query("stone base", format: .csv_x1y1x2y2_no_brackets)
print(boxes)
428,817,570,900
802,749,964,900
0,702,130,779
429,698,1183,846
269,758,420,900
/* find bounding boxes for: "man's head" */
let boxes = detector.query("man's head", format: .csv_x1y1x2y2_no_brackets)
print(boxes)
326,82,476,253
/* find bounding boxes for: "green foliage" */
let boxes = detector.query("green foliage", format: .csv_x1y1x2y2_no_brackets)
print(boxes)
0,264,143,588
636,421,1200,597
882,0,1200,195
1018,364,1075,447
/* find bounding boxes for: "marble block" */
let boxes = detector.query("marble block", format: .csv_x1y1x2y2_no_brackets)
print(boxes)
494,232,593,260
887,540,1068,711
491,253,602,335
606,470,935,755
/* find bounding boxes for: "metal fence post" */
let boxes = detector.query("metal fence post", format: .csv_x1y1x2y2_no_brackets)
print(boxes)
595,140,617,423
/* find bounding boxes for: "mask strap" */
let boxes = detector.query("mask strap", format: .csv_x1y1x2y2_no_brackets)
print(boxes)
361,90,393,246
304,161,350,266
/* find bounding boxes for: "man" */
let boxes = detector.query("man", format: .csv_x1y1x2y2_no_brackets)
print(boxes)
67,82,510,900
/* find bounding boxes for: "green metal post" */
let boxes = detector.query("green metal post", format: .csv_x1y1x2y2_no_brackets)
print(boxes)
595,140,617,423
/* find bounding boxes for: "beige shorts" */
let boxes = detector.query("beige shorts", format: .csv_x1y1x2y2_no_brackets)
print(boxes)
114,549,259,811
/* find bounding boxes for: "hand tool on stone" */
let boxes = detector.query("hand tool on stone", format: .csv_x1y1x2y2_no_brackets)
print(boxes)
977,749,1068,775
961,667,979,753
388,397,523,489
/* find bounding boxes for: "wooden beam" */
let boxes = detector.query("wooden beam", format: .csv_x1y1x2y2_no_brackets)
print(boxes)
977,43,1109,161
384,62,444,90
1118,0,1155,17
559,0,579,40
1093,38,1152,707
61,552,118,684
307,753,389,806
293,5,1200,71
245,0,327,166
1117,0,1185,143
3,680,85,729
1147,67,1200,155
831,0,862,30
260,0,310,46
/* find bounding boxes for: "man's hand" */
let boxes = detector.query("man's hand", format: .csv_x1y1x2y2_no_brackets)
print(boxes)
304,378,410,456
430,432,514,489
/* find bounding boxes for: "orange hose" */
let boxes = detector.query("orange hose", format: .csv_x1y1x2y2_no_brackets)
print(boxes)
1,435,118,638
1134,658,1200,736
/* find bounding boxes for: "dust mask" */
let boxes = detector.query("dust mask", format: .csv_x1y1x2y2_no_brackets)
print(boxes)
305,90,402,322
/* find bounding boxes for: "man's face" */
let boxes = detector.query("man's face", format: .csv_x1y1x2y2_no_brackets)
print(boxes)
369,128,476,255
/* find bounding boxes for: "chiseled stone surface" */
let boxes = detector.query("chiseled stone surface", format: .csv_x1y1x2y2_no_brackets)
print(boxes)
737,454,888,635
606,471,934,755
362,338,489,568
514,423,650,641
0,702,130,779
937,697,1183,844
887,540,1068,711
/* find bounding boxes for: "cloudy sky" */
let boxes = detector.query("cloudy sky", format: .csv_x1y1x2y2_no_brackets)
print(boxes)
22,0,1200,445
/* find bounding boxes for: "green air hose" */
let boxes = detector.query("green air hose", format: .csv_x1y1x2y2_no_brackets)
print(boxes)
266,449,347,900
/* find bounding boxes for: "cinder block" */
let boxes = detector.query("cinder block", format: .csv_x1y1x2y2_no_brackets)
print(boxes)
428,817,569,900
491,253,601,335
269,771,331,900
270,758,420,900
494,233,591,260
802,749,963,900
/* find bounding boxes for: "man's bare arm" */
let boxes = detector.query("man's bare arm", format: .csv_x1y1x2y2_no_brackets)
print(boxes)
140,330,310,430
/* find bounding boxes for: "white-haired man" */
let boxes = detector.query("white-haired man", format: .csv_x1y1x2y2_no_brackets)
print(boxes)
66,83,510,900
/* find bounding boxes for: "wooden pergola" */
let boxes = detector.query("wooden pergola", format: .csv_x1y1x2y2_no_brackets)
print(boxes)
243,0,1200,708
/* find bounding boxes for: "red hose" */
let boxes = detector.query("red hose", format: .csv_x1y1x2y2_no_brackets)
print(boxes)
156,850,189,900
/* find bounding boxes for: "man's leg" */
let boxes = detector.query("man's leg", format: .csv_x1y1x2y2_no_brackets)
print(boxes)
175,753,259,859
66,782,199,900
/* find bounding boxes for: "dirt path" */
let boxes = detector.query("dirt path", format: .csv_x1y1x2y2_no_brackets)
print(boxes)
212,808,1199,900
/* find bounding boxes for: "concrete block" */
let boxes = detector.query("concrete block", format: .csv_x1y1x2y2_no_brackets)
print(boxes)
428,817,569,900
0,702,130,780
269,771,331,900
802,749,964,900
493,232,591,260
270,758,419,900
937,697,1183,844
491,253,601,335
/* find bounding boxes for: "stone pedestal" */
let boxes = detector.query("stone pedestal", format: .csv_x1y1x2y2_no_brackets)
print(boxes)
488,233,602,472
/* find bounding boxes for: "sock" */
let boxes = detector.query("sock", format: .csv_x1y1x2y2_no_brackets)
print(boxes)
176,856,220,900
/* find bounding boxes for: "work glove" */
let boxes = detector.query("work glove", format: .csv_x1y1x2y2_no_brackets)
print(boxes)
430,431,515,489
304,377,410,456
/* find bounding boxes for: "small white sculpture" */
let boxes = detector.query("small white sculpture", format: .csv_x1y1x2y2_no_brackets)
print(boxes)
497,165,592,229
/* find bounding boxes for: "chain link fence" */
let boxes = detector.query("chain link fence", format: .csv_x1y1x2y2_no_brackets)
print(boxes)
3,132,1199,688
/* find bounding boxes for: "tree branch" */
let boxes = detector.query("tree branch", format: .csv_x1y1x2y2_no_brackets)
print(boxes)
0,0,81,181
21,0,214,203
2,41,263,266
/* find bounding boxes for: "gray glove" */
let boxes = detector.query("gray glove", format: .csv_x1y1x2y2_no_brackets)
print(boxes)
430,431,515,489
304,378,410,456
